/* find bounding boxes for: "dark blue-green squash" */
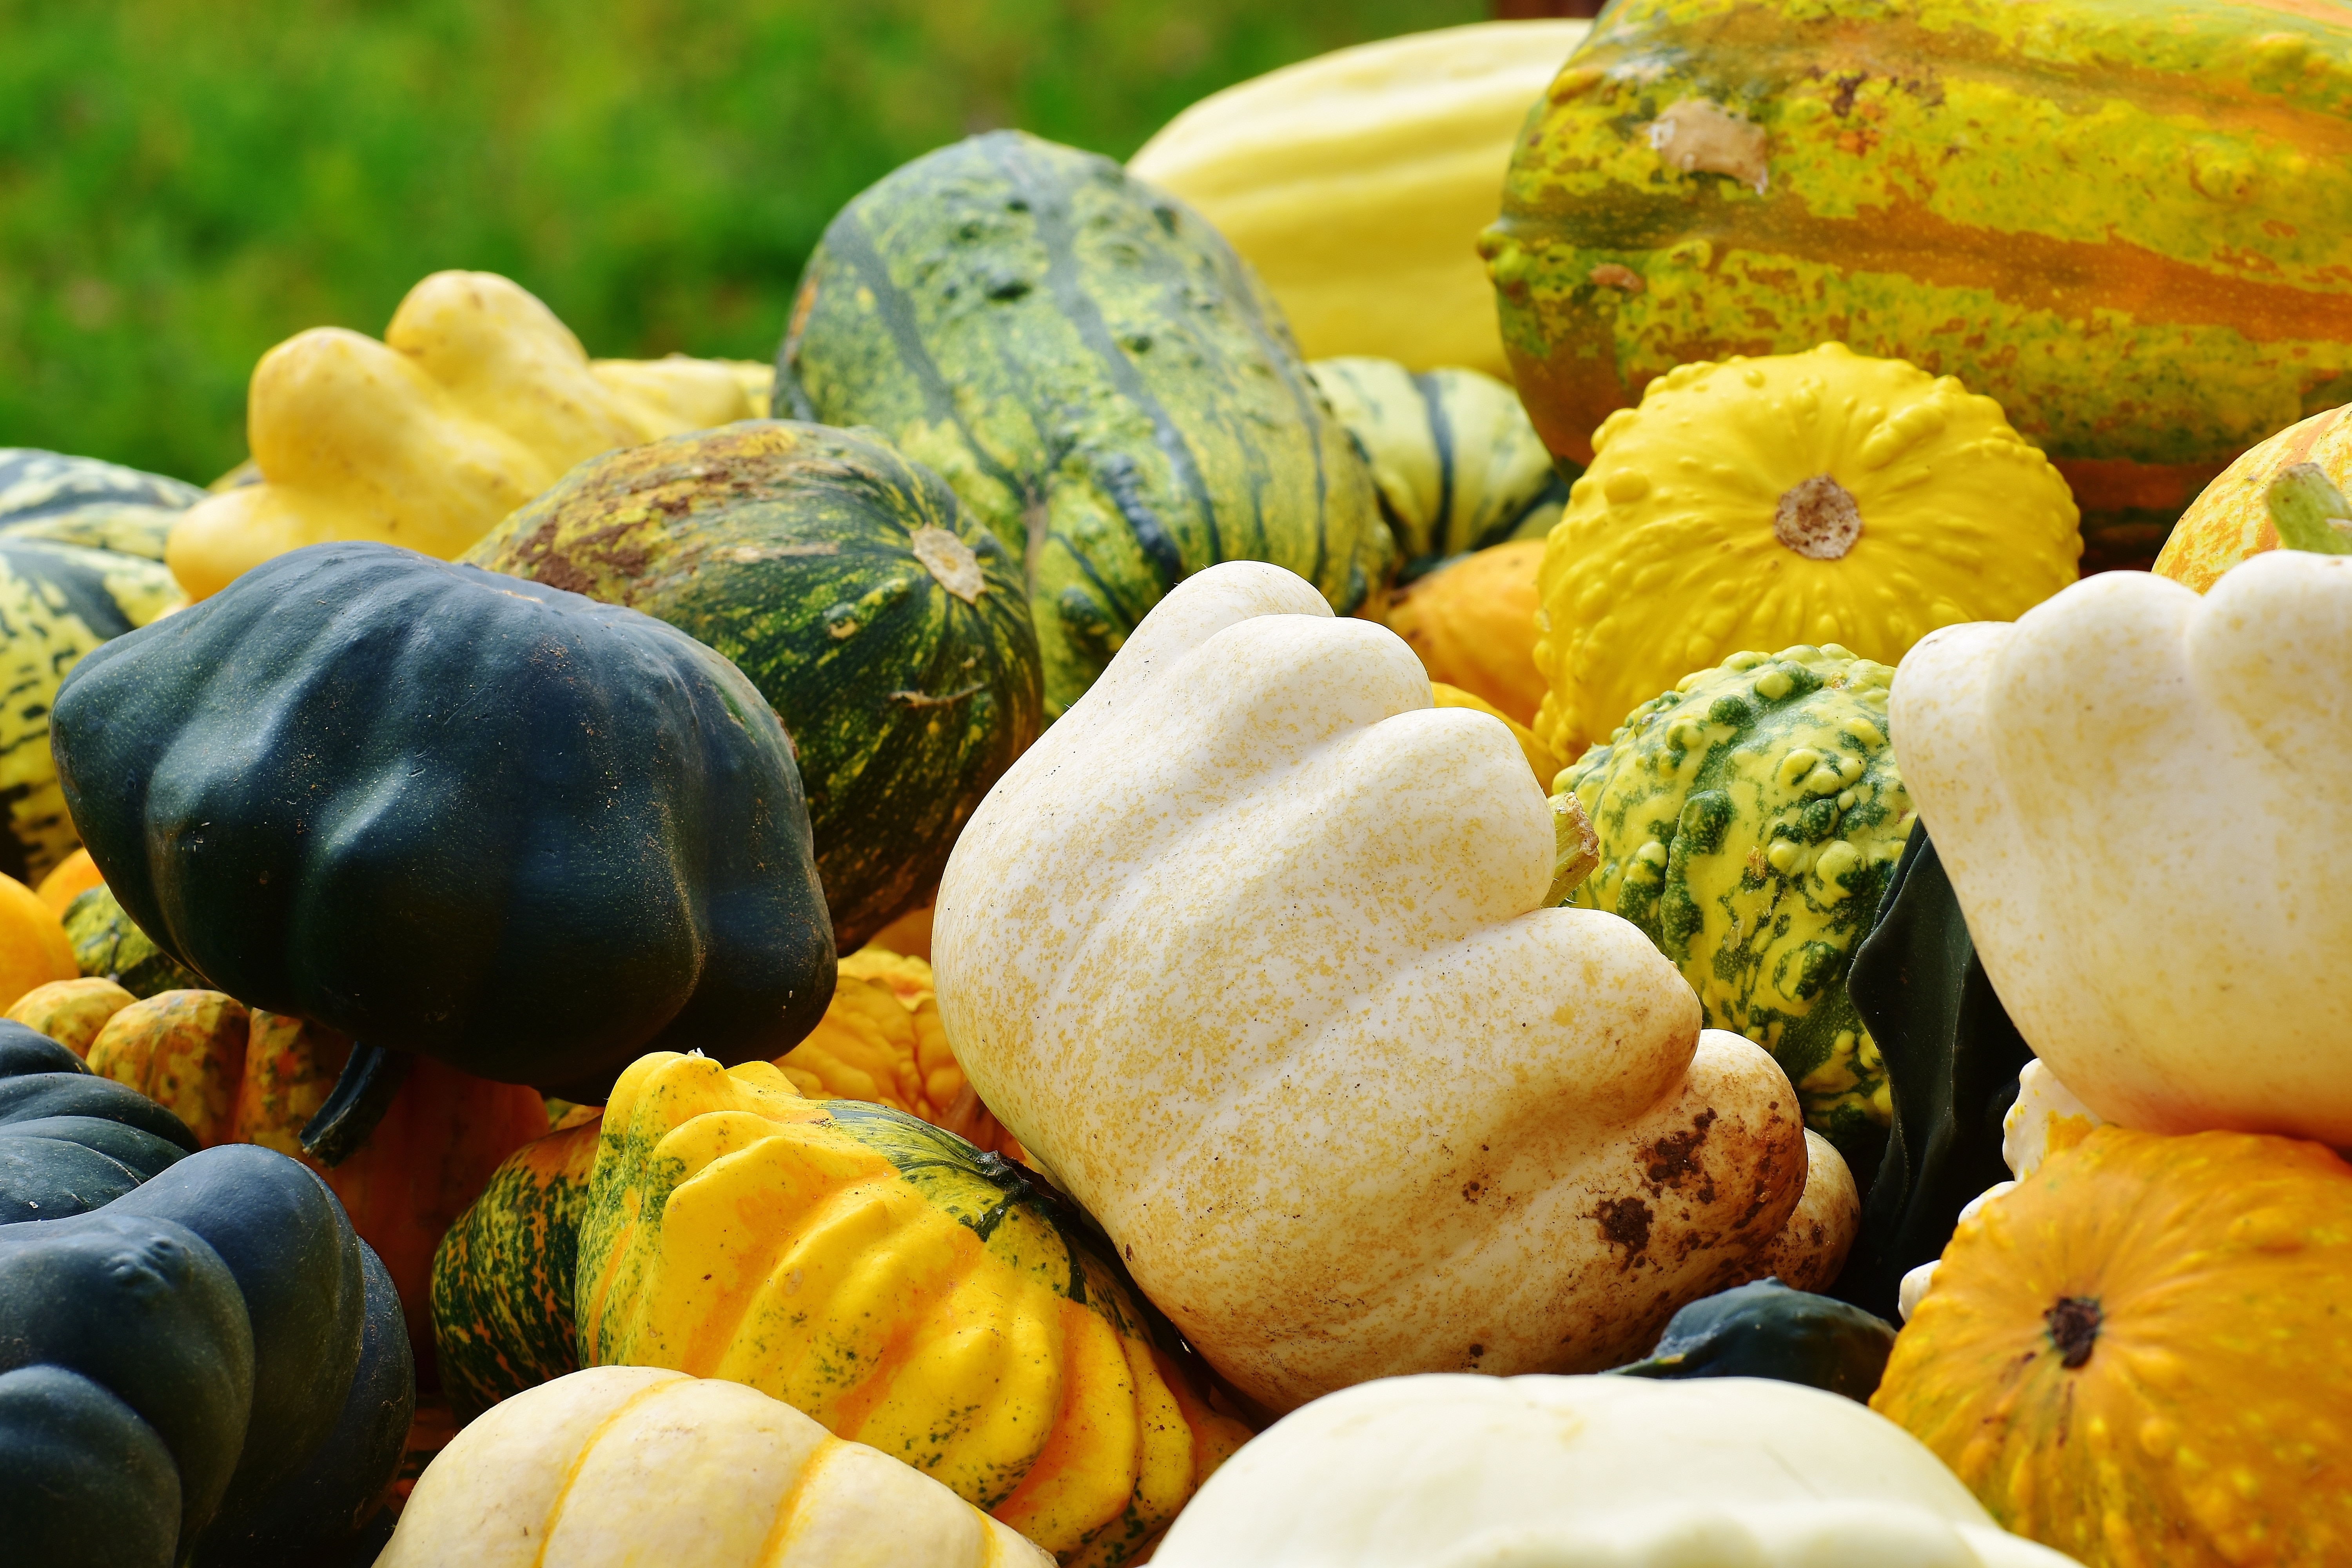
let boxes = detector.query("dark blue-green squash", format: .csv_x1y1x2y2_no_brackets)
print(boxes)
49,541,837,1155
0,1021,196,1224
1605,1277,1897,1402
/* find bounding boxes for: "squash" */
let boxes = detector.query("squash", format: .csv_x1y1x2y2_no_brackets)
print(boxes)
464,421,1043,952
0,446,201,560
0,1020,195,1224
1606,1277,1895,1402
164,271,759,601
1383,539,1548,726
86,989,250,1147
933,559,1849,1414
780,131,1385,720
36,848,104,916
1892,550,2352,1146
62,884,202,1000
1558,643,1913,1165
1487,0,2352,574
1128,21,1592,381
1428,682,1559,788
1530,345,2079,759
575,1051,1250,1566
2154,397,2352,592
0,871,78,1013
6,976,136,1059
1152,1372,2078,1566
50,542,835,1158
0,1138,414,1567
1873,1126,2352,1567
1306,357,1567,575
380,1366,1053,1568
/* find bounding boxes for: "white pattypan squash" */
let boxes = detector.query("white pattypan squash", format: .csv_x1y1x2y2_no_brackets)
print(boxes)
1892,551,2352,1145
1152,1374,2080,1567
934,561,1837,1414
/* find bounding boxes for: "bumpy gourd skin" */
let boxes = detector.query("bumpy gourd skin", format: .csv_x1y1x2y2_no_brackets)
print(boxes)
1487,0,2352,567
1563,646,1912,1161
573,1052,1248,1567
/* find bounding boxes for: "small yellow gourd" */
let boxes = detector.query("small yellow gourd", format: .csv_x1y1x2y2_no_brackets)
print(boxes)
1532,343,2081,757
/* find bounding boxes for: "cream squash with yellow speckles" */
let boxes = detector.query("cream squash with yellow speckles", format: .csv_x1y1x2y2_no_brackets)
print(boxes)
934,560,1842,1414
1894,551,2352,1145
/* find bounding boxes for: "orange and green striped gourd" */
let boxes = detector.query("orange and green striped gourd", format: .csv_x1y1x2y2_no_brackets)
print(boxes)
1484,0,2352,572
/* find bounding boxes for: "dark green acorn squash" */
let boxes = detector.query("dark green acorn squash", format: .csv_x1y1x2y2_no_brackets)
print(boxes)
64,884,204,999
49,541,836,1152
1606,1277,1897,1403
781,129,1385,718
465,422,1043,949
0,1021,196,1223
0,448,202,561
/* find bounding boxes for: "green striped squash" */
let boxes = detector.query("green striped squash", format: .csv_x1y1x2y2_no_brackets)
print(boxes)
1308,357,1568,579
0,448,203,561
430,1119,600,1424
466,422,1042,951
64,884,203,997
781,129,1386,718
1559,644,1913,1169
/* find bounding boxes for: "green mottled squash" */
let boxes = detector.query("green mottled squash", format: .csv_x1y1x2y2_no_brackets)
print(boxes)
429,1117,601,1424
0,448,203,560
1486,0,2352,572
1560,645,1912,1167
465,422,1043,951
64,885,203,1000
1606,1278,1896,1402
781,129,1385,718
1307,357,1567,577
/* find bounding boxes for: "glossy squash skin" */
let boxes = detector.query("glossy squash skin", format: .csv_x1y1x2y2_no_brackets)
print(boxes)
1875,1127,2352,1567
1487,0,2352,572
64,884,204,999
1607,1278,1896,1402
782,130,1385,718
465,422,1043,952
49,542,835,1103
0,1020,195,1225
575,1052,1252,1566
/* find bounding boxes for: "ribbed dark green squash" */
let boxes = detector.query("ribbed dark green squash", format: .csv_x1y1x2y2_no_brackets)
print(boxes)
0,448,202,561
0,1021,196,1224
50,542,835,1114
1606,1277,1896,1402
781,129,1385,718
430,1118,600,1423
64,885,204,1000
465,422,1042,950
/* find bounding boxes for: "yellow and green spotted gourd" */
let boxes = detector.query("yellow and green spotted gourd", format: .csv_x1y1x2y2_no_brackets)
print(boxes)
1559,645,1912,1160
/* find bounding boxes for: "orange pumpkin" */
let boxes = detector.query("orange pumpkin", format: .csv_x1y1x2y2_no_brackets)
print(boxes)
1383,539,1547,727
1873,1126,2352,1567
2154,401,2352,592
33,847,103,916
0,871,78,1011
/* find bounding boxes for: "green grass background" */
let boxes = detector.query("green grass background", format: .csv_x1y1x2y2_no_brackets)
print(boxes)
0,0,1484,485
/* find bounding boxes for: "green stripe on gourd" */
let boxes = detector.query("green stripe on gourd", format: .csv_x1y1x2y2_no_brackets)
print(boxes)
64,885,204,998
1307,356,1569,576
0,449,203,561
1560,644,1912,1166
781,130,1385,719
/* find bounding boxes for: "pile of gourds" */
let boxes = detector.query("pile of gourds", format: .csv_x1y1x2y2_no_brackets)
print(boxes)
7,2,2352,1563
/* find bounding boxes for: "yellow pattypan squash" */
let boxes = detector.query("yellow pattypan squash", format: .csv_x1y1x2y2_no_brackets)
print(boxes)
934,560,1849,1414
1533,342,2081,757
166,271,755,599
573,1050,1249,1567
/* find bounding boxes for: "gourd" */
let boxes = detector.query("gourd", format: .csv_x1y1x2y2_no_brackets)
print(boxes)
1891,550,2352,1145
1559,644,1914,1163
0,447,201,560
1606,1277,1895,1402
933,560,1846,1414
0,871,78,1013
49,542,835,1159
1151,1373,2078,1566
1384,539,1548,726
464,421,1043,951
7,976,136,1058
37,848,105,916
1529,345,2079,759
164,271,759,600
1128,21,1592,381
575,1051,1251,1567
63,885,202,999
1873,1127,2352,1566
1486,0,2352,573
0,1022,195,1224
2154,397,2352,591
1306,358,1566,575
1429,682,1559,787
781,131,1385,719
379,1366,1053,1568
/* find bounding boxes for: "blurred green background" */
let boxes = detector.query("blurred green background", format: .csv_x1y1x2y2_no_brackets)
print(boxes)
0,0,1485,484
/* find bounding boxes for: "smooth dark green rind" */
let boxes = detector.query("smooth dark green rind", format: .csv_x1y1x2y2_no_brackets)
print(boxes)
51,541,836,1103
0,1364,182,1568
0,1020,197,1224
64,884,206,998
431,1122,599,1424
782,129,1384,719
468,422,1044,950
1606,1277,1897,1402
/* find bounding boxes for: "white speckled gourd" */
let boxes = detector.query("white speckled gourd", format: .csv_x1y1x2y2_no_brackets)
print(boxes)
932,560,1837,1414
1150,1374,2082,1567
1893,550,2352,1146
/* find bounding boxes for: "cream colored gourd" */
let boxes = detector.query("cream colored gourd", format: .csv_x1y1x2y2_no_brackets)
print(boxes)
1893,550,2352,1146
378,1366,1053,1568
1151,1374,2080,1567
933,561,1838,1414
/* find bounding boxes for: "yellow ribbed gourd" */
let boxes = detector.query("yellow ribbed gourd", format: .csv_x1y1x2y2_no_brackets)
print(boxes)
165,271,757,600
1129,21,1590,381
1532,343,2081,758
573,1051,1249,1567
380,1366,1055,1568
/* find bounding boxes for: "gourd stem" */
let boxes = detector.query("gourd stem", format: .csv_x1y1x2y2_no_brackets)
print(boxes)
300,1044,413,1167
